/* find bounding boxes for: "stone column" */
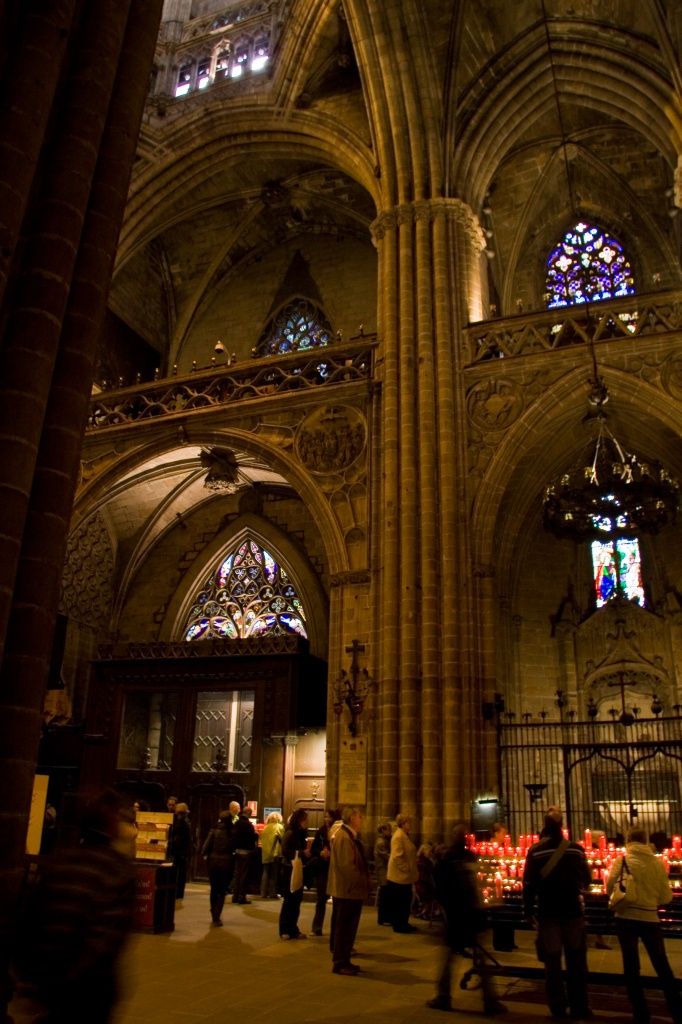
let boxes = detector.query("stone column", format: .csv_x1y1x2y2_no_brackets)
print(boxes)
370,198,487,836
0,0,79,311
370,211,400,819
442,200,488,817
0,1,164,1013
0,0,133,667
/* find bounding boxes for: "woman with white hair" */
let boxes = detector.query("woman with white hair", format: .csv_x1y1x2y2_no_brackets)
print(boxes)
387,812,418,933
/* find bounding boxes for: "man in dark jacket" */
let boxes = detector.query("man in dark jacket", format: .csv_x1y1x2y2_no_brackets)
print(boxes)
523,810,593,1021
231,806,257,904
202,810,234,924
428,824,505,1015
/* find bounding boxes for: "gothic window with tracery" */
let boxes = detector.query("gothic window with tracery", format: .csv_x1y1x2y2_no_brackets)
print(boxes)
546,222,635,308
256,299,333,357
184,536,307,640
591,536,645,608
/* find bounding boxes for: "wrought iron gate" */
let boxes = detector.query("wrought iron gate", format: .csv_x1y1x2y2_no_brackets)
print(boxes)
500,714,682,840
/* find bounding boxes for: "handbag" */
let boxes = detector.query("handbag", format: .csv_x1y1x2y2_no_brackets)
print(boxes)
290,850,304,892
608,856,637,911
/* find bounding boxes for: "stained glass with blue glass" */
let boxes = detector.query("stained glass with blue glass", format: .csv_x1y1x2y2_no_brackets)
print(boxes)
591,537,645,608
546,222,635,308
184,535,308,640
256,299,333,357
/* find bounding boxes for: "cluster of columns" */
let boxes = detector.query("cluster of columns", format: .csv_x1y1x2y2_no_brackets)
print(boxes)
0,2,163,1015
362,197,492,840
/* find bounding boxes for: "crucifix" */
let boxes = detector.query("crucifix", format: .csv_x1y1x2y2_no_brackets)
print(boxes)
607,670,635,726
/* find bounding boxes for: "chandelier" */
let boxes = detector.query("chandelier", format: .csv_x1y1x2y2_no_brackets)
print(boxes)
543,377,679,542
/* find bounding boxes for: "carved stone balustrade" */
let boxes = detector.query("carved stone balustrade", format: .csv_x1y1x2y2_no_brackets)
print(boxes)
462,290,682,365
87,338,377,432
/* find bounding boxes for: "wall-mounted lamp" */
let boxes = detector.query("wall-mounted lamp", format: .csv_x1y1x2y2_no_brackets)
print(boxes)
333,639,374,736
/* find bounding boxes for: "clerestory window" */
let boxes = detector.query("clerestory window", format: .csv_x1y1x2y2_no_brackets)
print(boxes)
546,222,635,309
184,536,307,641
256,299,333,357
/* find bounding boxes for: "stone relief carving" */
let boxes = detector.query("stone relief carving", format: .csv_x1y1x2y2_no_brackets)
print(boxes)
296,405,366,476
576,597,671,710
60,512,115,633
660,354,682,400
467,378,524,430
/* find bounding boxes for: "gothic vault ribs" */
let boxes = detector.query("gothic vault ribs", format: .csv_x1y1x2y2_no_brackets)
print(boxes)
86,341,376,431
462,290,682,364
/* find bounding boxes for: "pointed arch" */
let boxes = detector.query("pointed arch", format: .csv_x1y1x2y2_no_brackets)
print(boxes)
256,297,334,356
159,511,329,658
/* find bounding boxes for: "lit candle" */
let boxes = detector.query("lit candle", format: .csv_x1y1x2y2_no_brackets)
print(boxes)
584,829,592,849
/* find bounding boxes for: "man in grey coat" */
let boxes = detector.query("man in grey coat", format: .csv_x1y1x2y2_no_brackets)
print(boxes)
327,805,370,975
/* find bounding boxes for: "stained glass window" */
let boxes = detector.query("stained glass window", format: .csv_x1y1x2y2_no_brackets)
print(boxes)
184,536,307,640
546,222,635,308
256,299,333,357
591,537,645,608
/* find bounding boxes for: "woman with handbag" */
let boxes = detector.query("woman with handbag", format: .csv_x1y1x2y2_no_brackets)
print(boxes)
279,809,310,939
606,826,682,1024
260,811,284,898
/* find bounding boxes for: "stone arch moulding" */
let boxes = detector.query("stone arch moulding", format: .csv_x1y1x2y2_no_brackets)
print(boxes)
73,426,350,580
159,511,330,659
470,365,682,594
120,120,380,269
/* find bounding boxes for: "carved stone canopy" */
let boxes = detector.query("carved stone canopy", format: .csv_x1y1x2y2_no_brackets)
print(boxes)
577,596,670,712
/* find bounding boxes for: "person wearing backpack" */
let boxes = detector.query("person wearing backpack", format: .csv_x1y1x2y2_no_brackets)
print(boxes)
606,826,682,1024
523,809,593,1021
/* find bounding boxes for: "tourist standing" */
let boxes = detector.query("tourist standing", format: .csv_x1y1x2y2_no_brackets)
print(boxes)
279,809,310,939
260,811,284,899
202,810,234,924
310,809,339,935
327,805,370,975
607,826,682,1024
523,809,592,1022
387,812,418,933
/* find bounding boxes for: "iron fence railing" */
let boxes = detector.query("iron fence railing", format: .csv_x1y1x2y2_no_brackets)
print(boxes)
500,714,682,841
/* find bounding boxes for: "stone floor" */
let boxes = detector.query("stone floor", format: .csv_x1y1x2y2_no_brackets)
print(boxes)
12,884,682,1024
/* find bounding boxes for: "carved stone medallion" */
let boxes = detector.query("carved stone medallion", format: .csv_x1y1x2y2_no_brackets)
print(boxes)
296,405,366,475
467,379,524,431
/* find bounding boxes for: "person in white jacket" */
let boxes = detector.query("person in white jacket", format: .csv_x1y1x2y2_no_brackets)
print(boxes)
606,827,682,1024
387,812,418,933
